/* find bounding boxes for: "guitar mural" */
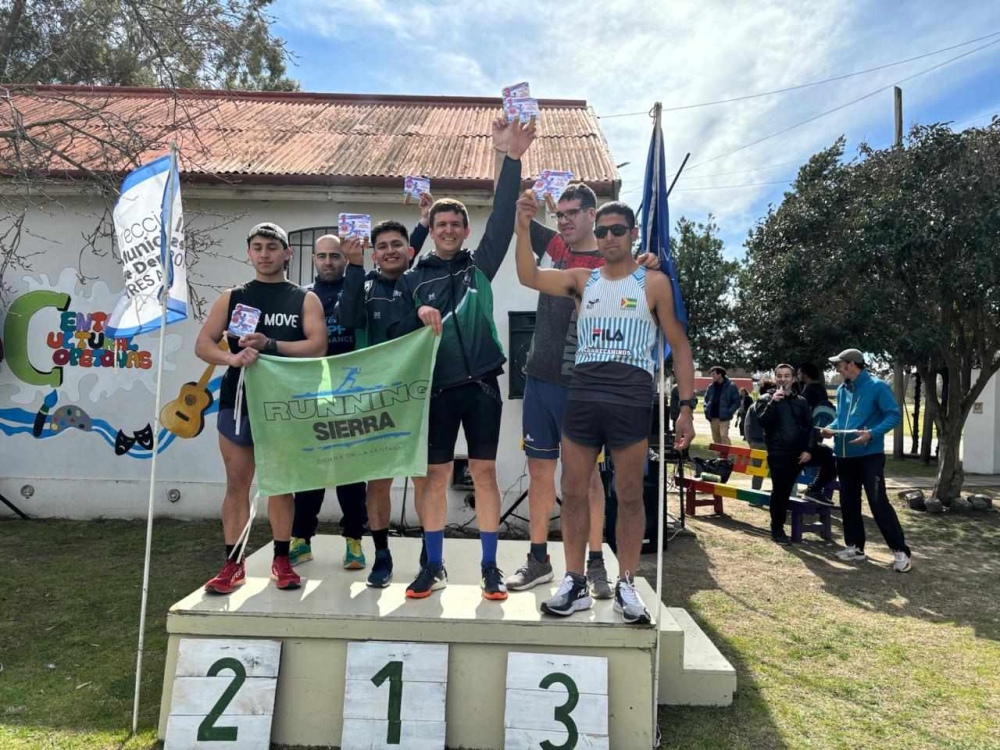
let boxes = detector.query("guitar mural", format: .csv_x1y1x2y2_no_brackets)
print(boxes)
159,340,227,439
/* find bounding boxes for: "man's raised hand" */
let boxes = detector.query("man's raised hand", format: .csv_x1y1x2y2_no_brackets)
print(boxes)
419,191,435,226
343,236,365,266
516,190,538,234
492,115,512,153
507,116,537,160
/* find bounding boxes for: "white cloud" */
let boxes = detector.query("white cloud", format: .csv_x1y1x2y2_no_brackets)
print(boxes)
279,0,1000,252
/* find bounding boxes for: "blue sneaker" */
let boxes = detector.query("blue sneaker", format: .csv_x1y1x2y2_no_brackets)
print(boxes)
288,537,312,567
367,549,394,588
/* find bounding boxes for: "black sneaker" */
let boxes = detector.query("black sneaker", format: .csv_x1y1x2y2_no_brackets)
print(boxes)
803,487,835,506
541,573,593,617
406,563,447,599
481,564,508,601
366,549,393,588
772,531,792,545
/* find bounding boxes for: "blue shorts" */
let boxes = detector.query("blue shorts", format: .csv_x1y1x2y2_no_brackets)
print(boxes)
218,407,253,447
522,376,569,460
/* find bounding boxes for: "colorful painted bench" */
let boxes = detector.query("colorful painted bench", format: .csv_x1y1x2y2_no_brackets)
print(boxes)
679,443,833,543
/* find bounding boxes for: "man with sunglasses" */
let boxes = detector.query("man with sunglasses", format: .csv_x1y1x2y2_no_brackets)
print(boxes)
514,198,696,624
505,183,659,600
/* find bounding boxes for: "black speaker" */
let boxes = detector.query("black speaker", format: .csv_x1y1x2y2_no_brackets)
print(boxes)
601,459,669,555
507,311,536,400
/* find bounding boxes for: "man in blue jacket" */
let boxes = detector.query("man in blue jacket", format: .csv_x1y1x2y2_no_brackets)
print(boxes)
821,348,912,572
704,366,740,445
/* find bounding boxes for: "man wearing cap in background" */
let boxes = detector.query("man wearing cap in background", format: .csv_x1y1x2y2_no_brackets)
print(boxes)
821,348,912,572
194,222,327,594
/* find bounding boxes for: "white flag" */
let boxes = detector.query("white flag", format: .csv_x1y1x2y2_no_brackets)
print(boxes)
106,152,187,338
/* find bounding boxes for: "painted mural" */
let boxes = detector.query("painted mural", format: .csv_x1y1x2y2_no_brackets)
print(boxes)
1,268,217,459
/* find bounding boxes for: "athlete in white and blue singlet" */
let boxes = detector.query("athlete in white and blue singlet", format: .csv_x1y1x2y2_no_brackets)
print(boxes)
514,197,696,624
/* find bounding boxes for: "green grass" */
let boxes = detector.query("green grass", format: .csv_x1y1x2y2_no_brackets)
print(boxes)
652,489,1000,750
2,489,999,749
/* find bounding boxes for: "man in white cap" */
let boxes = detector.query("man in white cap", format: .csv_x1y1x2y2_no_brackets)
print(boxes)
821,348,912,572
194,222,327,594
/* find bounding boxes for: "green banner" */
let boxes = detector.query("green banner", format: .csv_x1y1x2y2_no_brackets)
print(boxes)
244,327,439,496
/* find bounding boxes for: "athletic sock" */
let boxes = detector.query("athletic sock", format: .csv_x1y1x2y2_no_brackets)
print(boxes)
588,550,604,563
225,544,237,562
480,531,498,567
372,528,390,551
530,542,548,563
273,539,290,557
424,530,444,567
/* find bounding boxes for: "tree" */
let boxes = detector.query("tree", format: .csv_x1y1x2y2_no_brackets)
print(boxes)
671,215,740,369
735,138,867,371
0,0,297,90
845,122,1000,501
738,121,1000,501
0,0,297,311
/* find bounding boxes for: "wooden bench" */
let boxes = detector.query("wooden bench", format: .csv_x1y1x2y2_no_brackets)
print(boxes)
678,443,833,543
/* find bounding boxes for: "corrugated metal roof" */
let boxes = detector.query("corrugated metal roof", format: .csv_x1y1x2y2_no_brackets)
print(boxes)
1,86,621,193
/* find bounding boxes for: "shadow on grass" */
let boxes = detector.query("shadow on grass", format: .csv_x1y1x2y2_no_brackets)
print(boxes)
643,526,790,750
787,505,1000,642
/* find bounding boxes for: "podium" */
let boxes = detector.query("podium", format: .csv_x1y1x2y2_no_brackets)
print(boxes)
158,536,734,748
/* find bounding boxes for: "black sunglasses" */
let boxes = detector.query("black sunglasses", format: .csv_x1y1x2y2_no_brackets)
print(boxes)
594,224,630,239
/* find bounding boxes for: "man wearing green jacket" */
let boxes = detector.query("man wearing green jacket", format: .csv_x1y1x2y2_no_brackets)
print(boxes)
821,348,912,572
389,116,536,601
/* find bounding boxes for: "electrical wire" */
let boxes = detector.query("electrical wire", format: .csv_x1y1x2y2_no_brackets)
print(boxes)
598,30,1000,119
686,37,1000,171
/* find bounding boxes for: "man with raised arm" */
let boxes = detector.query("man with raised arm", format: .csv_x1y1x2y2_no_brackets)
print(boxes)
514,197,695,624
388,116,536,601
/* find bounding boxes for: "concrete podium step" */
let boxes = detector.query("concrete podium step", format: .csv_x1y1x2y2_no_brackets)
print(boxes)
158,536,733,748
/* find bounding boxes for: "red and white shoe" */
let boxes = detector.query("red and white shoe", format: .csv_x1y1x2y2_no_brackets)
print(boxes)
204,559,246,595
271,555,301,590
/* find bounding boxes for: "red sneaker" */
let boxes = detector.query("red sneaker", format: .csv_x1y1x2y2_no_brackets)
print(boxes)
271,555,301,590
204,559,246,595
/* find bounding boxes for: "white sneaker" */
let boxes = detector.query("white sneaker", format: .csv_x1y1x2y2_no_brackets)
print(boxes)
835,545,866,562
892,551,912,572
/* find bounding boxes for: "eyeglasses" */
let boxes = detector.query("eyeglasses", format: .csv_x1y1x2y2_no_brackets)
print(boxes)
554,208,583,221
594,224,630,239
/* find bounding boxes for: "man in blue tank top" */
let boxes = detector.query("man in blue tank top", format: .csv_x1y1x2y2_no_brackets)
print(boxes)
194,222,327,595
515,198,696,624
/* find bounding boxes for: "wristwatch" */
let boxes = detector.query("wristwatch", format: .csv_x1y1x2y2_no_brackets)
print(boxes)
677,398,698,410
264,337,278,354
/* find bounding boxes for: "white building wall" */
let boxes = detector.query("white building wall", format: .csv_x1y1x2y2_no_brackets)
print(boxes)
962,369,1000,474
0,183,566,522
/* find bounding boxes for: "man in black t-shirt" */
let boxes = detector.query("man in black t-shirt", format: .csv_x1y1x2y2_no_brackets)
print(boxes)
194,222,326,595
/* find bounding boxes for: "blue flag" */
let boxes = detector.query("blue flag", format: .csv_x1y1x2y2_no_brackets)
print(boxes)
107,151,187,338
639,104,688,361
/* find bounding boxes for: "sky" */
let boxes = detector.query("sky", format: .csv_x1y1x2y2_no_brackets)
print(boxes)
271,0,1000,258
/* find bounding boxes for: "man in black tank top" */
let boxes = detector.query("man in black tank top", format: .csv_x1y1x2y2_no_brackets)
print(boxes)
194,222,327,595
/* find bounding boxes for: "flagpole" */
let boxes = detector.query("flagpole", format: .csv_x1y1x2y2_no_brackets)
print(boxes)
650,102,667,747
131,145,179,735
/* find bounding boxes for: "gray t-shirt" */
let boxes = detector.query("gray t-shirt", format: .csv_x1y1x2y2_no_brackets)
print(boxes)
522,221,604,388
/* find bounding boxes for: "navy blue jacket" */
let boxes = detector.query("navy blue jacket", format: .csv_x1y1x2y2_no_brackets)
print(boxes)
704,378,741,421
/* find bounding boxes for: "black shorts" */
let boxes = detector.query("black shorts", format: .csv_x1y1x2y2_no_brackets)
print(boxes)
428,376,503,464
562,397,651,450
